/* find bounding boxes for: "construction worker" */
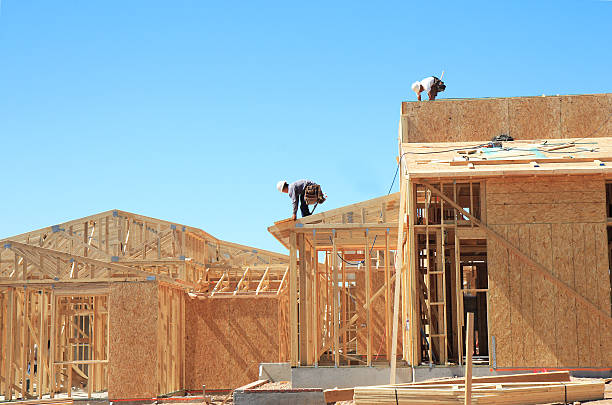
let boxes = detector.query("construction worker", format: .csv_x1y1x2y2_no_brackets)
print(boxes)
277,179,325,220
411,76,446,101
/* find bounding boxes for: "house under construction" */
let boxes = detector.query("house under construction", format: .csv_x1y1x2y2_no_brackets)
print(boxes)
269,92,612,381
1,92,611,403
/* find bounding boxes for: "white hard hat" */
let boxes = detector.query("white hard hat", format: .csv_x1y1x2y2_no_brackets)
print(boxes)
276,180,287,192
411,81,421,93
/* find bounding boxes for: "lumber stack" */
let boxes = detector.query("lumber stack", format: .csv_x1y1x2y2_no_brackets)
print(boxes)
12,400,74,405
353,380,604,404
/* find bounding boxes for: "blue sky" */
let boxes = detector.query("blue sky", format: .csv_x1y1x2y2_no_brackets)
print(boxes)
0,1,610,253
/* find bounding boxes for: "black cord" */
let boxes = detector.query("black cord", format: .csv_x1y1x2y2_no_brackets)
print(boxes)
572,113,612,143
329,235,378,266
387,143,489,194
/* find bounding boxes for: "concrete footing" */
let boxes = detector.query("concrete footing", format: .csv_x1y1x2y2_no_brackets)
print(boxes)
291,366,413,390
259,362,292,382
233,388,325,405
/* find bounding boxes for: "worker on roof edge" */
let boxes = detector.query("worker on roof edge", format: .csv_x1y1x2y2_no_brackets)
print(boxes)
277,179,326,221
412,76,446,101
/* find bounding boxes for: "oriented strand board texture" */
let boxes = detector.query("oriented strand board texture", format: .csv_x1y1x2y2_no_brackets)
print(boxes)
108,281,159,400
185,296,280,390
486,176,612,368
401,93,612,143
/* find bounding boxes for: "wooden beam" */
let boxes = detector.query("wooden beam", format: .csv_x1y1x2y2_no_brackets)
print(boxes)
332,231,339,367
390,178,407,383
365,230,372,366
421,181,612,326
289,233,298,367
465,312,474,405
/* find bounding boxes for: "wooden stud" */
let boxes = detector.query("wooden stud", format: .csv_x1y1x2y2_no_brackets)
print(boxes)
332,231,339,367
390,179,407,384
289,233,298,367
384,229,391,363
365,230,373,366
465,312,474,405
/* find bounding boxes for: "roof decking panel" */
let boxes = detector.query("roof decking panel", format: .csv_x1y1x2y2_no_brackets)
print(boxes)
401,137,612,179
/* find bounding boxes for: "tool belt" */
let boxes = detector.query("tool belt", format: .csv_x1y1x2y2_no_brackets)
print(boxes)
304,184,326,205
432,76,446,92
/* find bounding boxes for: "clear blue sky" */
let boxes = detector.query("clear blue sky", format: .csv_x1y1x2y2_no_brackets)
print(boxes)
0,1,610,253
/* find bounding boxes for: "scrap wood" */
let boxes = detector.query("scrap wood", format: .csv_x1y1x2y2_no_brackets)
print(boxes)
323,387,354,403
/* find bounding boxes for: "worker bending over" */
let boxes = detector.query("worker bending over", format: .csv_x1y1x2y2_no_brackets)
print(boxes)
411,76,446,101
277,179,326,220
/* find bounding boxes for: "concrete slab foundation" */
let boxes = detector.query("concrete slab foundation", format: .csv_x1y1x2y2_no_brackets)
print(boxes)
291,366,413,390
259,362,292,382
413,366,612,380
233,389,325,405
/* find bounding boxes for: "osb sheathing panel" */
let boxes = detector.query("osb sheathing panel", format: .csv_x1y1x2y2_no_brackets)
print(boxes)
401,93,611,143
185,297,280,390
486,176,612,368
561,94,612,140
508,96,561,140
108,281,158,400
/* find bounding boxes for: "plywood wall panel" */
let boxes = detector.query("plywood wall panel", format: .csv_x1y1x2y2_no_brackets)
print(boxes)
402,94,611,143
401,101,461,143
485,176,609,368
487,203,605,225
507,225,524,367
108,281,159,400
594,225,612,366
561,94,612,140
530,224,557,367
487,191,604,206
583,224,602,367
508,96,561,140
571,224,591,368
486,178,603,194
551,223,578,367
185,297,280,390
488,225,512,367
455,99,509,141
518,225,536,367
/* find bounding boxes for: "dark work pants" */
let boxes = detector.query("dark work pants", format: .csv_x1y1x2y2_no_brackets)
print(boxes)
299,193,311,217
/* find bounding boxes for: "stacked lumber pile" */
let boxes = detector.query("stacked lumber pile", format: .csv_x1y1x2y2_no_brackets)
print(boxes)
354,379,604,404
13,400,74,405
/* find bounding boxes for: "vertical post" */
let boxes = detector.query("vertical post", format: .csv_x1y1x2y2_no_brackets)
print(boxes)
465,312,474,405
390,179,407,384
332,230,339,367
384,229,391,363
298,234,307,365
21,289,28,398
341,250,347,363
289,233,298,367
313,237,319,366
408,182,418,366
425,191,433,364
5,288,14,400
49,292,56,398
39,291,47,399
365,229,372,366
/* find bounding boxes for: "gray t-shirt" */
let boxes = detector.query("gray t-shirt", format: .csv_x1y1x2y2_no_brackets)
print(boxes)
288,179,315,216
